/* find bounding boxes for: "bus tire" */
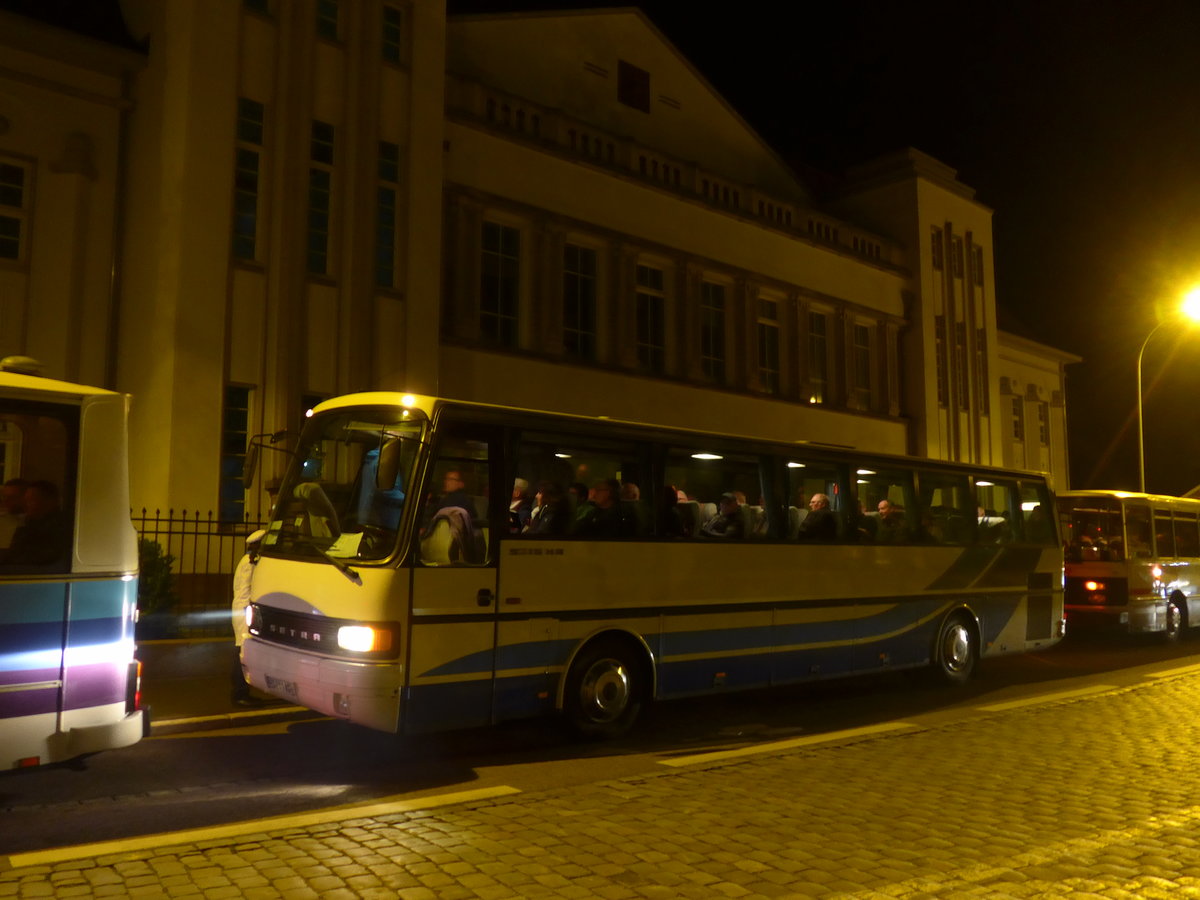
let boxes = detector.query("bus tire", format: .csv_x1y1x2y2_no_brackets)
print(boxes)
932,611,977,686
1164,598,1185,642
563,638,645,741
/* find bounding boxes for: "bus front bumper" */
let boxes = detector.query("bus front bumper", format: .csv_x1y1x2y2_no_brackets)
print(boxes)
242,638,403,733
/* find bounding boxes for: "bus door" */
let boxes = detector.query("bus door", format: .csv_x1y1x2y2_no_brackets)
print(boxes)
406,422,501,733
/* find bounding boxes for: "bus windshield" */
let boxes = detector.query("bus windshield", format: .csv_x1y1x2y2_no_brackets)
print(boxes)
263,406,426,563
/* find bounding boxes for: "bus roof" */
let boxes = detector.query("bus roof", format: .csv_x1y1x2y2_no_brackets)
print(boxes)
1057,489,1200,506
311,391,1056,481
0,370,122,403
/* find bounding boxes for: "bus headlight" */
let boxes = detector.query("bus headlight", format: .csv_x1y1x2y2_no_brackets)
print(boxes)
338,625,393,654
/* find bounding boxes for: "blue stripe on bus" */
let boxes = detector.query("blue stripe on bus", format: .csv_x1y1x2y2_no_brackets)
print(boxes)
416,593,1026,681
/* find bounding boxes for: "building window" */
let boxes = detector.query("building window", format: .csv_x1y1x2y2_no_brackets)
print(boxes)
382,5,403,63
563,244,597,361
971,245,985,284
480,222,520,348
220,385,252,523
853,323,873,410
975,328,989,415
376,141,399,288
935,315,948,407
635,264,665,374
954,322,968,409
930,226,943,271
1011,397,1025,441
307,120,334,275
757,299,780,395
316,0,339,40
951,235,964,278
699,282,726,383
617,60,651,113
808,310,828,404
0,160,29,262
232,98,264,261
1037,402,1050,445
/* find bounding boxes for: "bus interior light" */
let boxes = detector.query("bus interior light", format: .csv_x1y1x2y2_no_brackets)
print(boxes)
692,453,723,460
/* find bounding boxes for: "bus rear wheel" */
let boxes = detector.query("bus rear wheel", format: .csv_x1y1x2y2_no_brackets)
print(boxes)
1164,599,1185,642
563,639,645,740
932,611,977,686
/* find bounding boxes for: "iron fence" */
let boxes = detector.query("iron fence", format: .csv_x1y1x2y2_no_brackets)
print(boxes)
132,509,266,638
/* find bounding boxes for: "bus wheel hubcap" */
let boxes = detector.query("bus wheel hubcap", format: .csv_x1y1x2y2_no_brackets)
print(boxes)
943,623,971,672
580,659,629,722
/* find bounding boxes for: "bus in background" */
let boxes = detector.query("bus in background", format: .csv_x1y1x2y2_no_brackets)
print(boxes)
1056,490,1200,640
242,393,1064,740
0,358,144,768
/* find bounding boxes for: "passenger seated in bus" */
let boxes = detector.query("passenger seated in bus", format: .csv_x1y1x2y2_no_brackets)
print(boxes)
658,484,688,537
619,482,650,536
4,480,68,568
876,499,908,542
567,481,591,530
797,493,837,541
430,469,473,519
576,479,629,537
509,478,532,532
525,482,569,536
701,492,747,539
976,506,1010,543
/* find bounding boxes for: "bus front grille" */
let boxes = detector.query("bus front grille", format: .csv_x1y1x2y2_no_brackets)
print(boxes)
252,606,342,655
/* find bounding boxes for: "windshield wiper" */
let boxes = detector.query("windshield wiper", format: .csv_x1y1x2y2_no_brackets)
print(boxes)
318,546,361,584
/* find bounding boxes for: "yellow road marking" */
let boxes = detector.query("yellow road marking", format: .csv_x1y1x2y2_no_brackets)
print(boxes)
977,683,1116,712
0,785,521,871
1146,662,1200,679
658,721,917,767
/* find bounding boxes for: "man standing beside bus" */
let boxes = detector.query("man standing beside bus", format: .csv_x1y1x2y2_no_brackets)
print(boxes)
232,529,266,706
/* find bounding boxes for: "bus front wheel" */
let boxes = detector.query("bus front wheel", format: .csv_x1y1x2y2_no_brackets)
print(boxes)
932,611,977,686
563,639,645,740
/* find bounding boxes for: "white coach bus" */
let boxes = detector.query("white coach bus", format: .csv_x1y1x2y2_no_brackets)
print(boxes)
1057,490,1200,639
242,393,1064,738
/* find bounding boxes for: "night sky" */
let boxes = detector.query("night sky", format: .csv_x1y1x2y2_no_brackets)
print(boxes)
10,0,1200,494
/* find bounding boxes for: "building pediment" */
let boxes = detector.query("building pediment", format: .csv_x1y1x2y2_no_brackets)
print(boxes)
447,8,811,203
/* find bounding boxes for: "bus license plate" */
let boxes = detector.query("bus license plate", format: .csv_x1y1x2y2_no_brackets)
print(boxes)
266,675,299,700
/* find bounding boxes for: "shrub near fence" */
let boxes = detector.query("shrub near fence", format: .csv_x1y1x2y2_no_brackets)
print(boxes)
132,509,266,639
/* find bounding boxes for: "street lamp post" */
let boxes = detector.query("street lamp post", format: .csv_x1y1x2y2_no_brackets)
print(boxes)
1136,288,1200,493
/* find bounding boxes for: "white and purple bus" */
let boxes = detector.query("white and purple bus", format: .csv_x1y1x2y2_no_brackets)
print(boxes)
0,361,144,768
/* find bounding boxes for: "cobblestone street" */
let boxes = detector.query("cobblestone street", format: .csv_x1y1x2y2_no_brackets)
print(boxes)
7,673,1200,898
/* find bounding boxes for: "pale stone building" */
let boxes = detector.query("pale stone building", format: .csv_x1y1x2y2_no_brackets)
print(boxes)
0,1,1076,522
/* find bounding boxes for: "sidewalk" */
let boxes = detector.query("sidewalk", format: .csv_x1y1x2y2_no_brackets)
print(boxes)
136,638,318,734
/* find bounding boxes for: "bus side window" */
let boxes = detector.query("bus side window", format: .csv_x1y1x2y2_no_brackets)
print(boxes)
917,471,971,544
1125,506,1153,558
418,431,491,566
1155,508,1176,558
1175,513,1200,558
1018,480,1055,545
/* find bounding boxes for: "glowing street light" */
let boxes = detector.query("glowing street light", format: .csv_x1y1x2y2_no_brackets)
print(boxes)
1137,286,1200,492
